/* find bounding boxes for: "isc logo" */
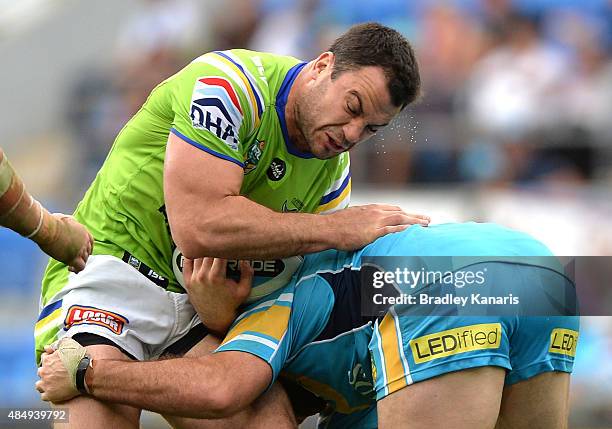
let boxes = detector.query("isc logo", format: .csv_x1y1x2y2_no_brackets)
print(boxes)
64,305,129,335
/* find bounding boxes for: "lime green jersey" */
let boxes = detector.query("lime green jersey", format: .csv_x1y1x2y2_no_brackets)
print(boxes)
41,50,351,298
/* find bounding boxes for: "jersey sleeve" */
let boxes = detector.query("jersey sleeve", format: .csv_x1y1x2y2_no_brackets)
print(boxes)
169,51,266,167
215,276,334,385
315,153,351,214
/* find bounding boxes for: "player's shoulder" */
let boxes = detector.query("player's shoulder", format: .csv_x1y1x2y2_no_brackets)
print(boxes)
185,49,302,96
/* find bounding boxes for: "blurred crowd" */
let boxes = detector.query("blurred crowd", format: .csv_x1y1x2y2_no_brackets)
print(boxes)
69,0,612,189
1,1,611,426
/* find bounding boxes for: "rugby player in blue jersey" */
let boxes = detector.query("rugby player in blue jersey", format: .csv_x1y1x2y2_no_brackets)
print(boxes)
37,222,579,429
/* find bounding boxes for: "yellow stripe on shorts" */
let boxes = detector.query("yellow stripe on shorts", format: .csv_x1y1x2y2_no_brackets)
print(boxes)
378,312,408,394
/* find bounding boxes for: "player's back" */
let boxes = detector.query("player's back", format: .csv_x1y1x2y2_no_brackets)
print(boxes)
360,222,554,258
351,222,566,284
280,222,564,424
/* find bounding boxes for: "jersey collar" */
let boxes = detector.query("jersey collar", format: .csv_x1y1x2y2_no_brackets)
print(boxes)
275,62,314,159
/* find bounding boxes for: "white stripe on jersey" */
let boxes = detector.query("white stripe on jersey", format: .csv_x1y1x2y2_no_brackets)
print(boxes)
374,319,390,397
194,54,256,130
233,292,294,325
318,195,350,214
222,333,278,350
323,155,351,198
222,50,266,110
194,83,243,128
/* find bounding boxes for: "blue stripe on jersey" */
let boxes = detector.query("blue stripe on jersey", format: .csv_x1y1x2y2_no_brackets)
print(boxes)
193,97,236,126
38,299,63,321
214,51,263,118
319,172,351,205
194,86,242,124
274,62,314,159
170,128,245,168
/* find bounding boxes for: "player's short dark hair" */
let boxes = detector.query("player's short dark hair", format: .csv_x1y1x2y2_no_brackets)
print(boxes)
329,22,421,109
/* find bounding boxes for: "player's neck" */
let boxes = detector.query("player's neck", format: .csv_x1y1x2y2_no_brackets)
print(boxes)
285,64,310,153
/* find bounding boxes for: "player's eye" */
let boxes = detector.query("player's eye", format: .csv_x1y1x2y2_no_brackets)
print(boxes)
346,103,357,116
366,125,379,134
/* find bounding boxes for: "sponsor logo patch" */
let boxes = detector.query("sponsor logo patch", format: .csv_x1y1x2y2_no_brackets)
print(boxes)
226,259,284,279
348,363,374,397
281,198,304,213
244,140,265,174
190,76,242,150
410,323,501,364
127,255,141,269
549,328,578,357
64,305,129,335
267,158,286,181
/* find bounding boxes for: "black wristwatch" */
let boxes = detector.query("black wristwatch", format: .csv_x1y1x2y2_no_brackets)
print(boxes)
75,355,92,395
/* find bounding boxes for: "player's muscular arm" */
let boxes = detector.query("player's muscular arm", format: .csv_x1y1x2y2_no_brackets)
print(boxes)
89,352,270,418
38,342,271,419
165,133,429,259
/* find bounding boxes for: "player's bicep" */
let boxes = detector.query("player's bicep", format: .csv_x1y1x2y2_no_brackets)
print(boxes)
164,131,243,254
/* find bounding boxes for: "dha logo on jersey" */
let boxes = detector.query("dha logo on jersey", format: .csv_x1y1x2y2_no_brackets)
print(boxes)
64,305,129,335
244,140,265,174
190,77,242,151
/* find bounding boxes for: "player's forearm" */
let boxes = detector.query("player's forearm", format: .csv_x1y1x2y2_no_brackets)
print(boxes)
0,148,47,238
176,195,335,259
87,357,239,419
0,149,85,259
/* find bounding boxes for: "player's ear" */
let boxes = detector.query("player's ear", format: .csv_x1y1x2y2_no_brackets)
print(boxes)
312,51,335,77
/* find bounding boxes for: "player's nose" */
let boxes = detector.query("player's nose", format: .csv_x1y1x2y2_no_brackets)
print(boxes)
342,120,364,145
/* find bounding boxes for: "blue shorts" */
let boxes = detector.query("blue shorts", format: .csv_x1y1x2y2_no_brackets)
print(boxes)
369,263,580,399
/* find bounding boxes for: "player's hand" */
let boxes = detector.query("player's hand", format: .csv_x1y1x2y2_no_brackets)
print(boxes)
327,204,430,250
183,257,254,336
39,214,93,273
36,338,86,402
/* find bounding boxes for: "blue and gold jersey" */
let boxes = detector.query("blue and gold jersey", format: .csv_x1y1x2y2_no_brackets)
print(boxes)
216,222,574,427
217,247,377,417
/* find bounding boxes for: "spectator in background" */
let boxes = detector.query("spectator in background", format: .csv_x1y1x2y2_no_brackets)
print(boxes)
67,0,212,189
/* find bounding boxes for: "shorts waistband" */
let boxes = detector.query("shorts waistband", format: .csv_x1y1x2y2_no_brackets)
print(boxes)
121,251,169,289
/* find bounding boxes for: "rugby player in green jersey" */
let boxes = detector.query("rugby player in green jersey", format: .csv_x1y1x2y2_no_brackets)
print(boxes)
35,23,425,428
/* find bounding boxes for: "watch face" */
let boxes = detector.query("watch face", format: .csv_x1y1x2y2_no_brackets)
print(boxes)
75,354,92,394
